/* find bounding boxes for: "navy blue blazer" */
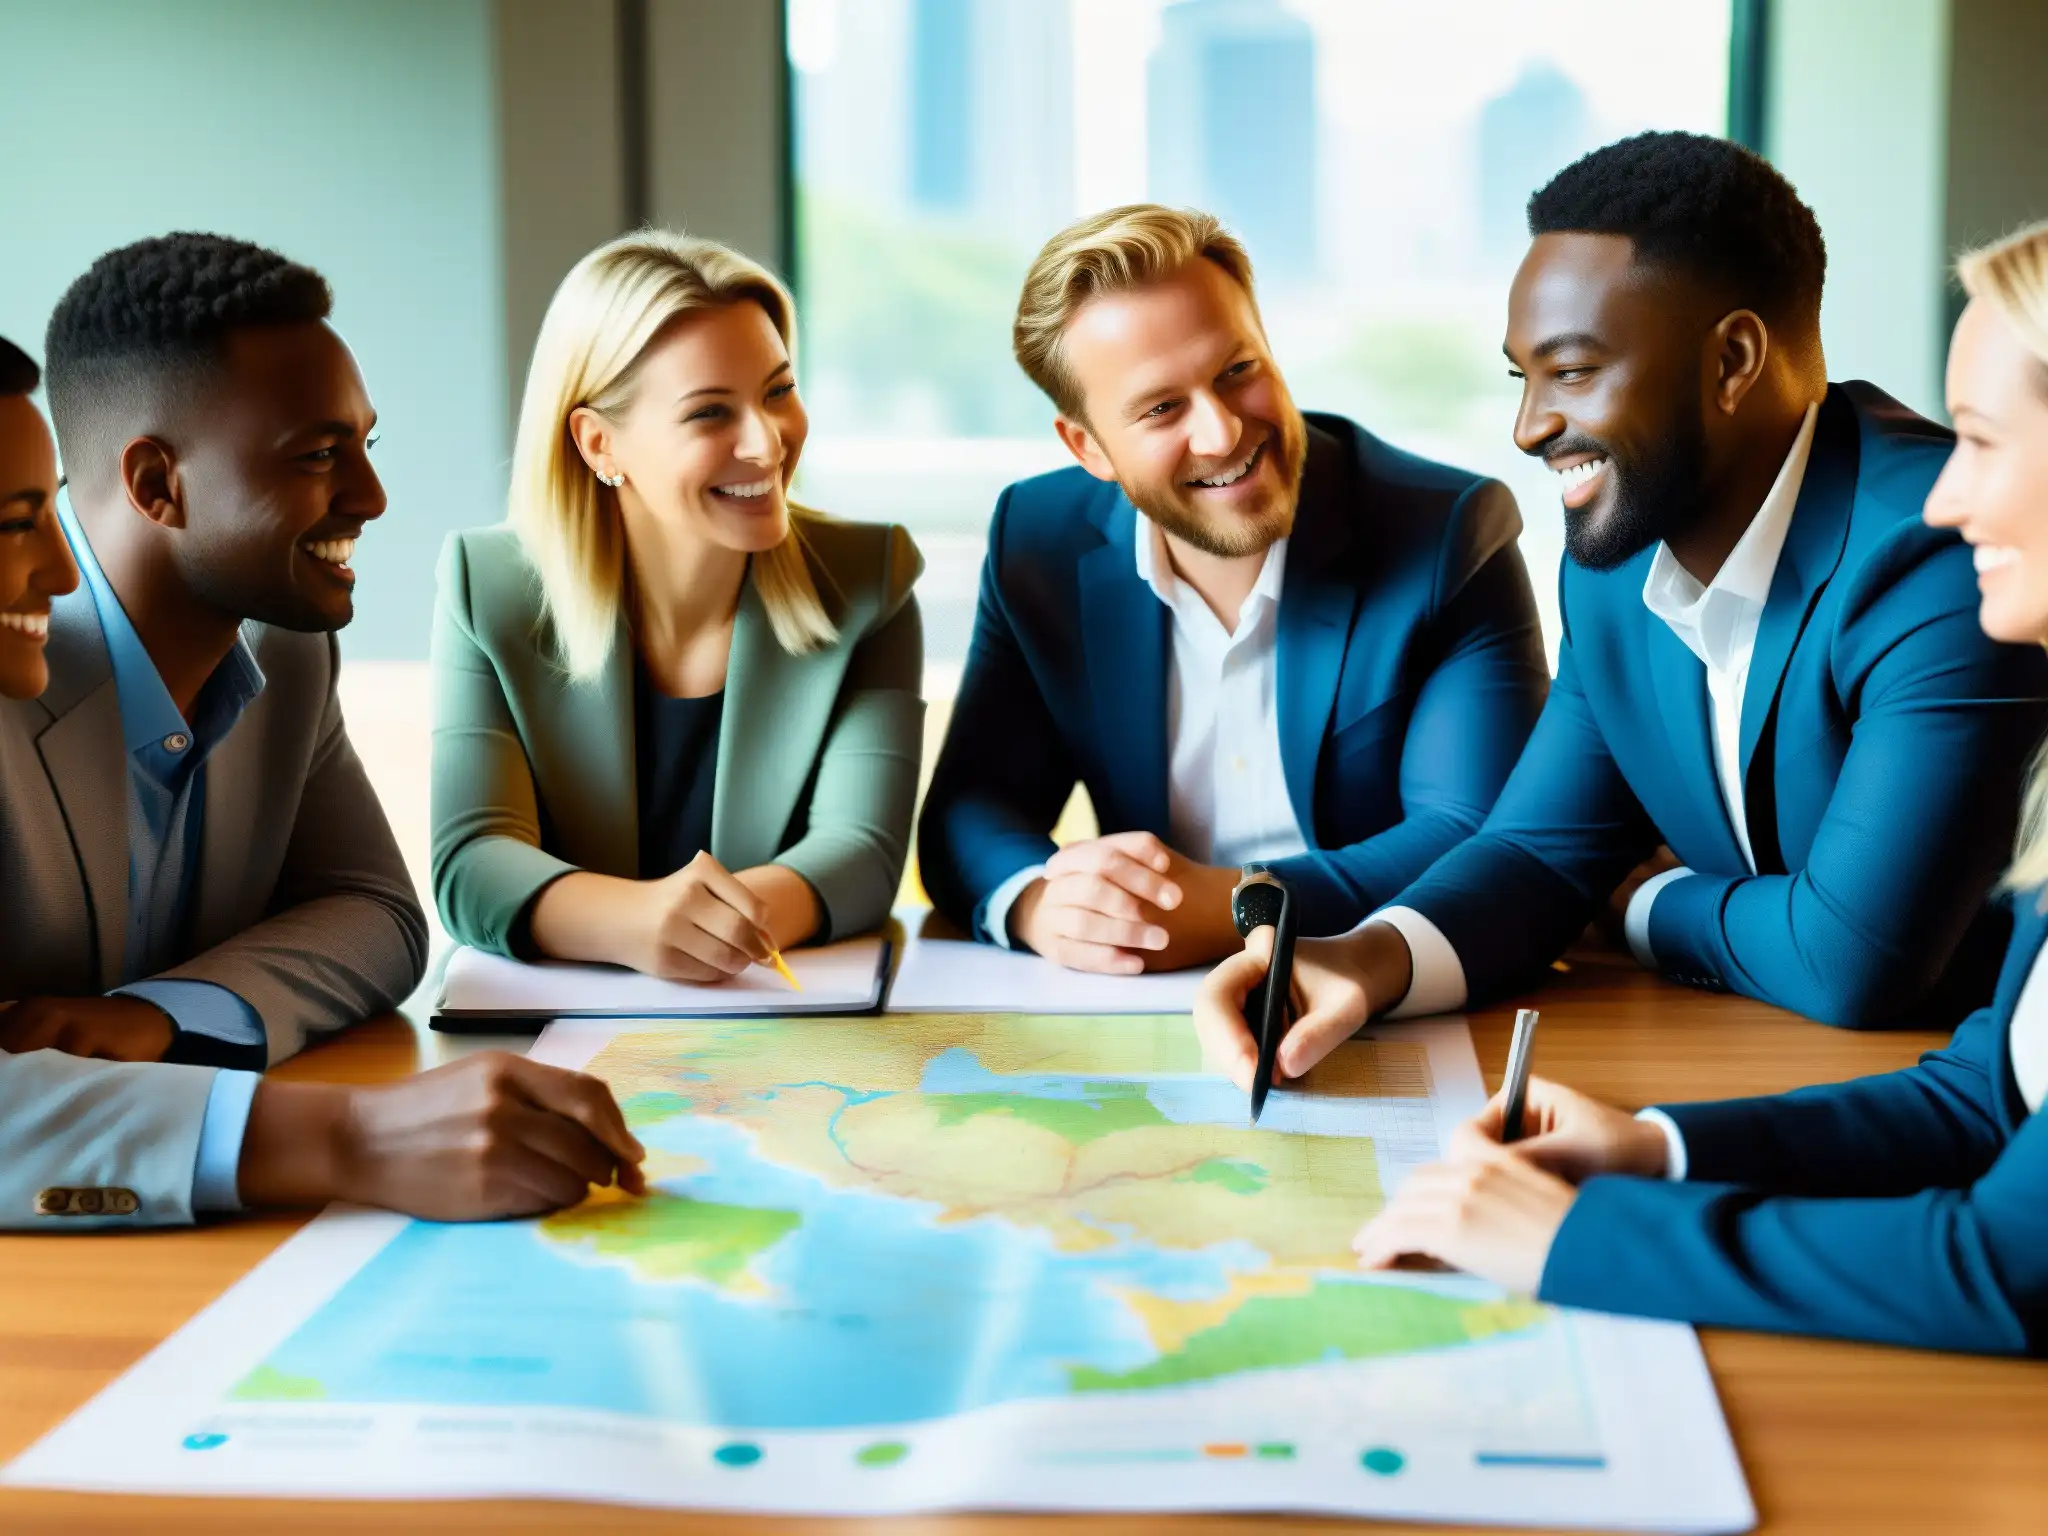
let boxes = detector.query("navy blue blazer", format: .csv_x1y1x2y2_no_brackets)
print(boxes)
918,413,1551,938
1543,891,2048,1355
1391,384,2048,1027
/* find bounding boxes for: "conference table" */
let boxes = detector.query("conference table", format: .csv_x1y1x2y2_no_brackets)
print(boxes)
3,940,2044,1534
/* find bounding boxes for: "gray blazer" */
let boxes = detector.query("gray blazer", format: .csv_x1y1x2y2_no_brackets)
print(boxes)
0,582,429,1065
0,1049,219,1229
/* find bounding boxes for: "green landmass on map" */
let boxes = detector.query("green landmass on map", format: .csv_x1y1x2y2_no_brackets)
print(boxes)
541,1190,799,1293
230,1363,327,1401
1180,1157,1267,1195
1067,1281,1547,1393
620,1090,693,1127
926,1080,1169,1141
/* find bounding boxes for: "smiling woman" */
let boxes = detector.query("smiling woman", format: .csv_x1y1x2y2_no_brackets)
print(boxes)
430,230,926,987
0,337,81,701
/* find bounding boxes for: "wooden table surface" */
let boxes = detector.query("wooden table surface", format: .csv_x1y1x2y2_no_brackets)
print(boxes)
4,951,2045,1534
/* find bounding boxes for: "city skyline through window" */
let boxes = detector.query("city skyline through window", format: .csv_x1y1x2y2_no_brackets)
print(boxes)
789,0,1734,686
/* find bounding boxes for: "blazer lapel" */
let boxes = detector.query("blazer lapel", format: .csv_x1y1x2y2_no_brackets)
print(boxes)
713,570,852,872
190,623,264,947
1647,613,1747,870
33,586,128,988
1276,432,1357,842
1078,499,1170,836
1738,388,1859,778
550,619,639,878
1991,898,2048,1130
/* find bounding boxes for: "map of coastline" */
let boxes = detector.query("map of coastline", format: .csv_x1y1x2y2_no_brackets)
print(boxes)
233,1015,1554,1427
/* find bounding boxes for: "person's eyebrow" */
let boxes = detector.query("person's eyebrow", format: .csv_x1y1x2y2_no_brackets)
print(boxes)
677,361,792,405
1,487,46,513
1520,331,1605,362
282,416,378,447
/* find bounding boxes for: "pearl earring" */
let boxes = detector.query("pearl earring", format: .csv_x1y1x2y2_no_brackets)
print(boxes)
598,469,624,488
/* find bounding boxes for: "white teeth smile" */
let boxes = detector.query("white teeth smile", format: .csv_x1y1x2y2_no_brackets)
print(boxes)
1553,456,1609,489
713,479,776,499
304,537,357,566
0,611,49,639
1190,442,1263,489
1974,544,2020,574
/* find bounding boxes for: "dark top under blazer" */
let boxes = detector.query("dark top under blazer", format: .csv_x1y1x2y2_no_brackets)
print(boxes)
1543,890,2048,1356
918,412,1551,938
1391,382,2048,1028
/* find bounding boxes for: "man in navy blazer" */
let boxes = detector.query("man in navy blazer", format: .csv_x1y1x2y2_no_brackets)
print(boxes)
1197,134,2048,1070
919,205,1549,970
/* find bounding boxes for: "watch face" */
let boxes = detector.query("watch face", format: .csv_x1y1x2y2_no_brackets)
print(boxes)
1232,881,1286,934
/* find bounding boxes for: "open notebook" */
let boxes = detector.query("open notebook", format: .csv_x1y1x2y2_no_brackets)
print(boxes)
431,937,891,1028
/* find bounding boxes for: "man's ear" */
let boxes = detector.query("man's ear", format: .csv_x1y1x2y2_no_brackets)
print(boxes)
1053,414,1118,484
119,437,184,530
1710,310,1771,416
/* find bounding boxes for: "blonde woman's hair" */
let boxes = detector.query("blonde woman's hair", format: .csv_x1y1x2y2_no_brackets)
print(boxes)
1961,222,2048,893
507,229,837,681
1013,204,1257,422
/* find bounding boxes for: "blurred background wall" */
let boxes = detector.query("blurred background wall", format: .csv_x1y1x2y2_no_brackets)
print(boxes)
2,0,2043,920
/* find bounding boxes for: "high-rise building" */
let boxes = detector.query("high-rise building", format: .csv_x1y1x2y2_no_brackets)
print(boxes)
1476,61,1592,265
1147,0,1317,280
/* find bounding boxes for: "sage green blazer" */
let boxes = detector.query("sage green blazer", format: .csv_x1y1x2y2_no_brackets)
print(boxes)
430,518,924,954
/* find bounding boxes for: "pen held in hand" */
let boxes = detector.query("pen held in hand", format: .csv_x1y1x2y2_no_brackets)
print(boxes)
1500,1007,1540,1143
765,949,803,991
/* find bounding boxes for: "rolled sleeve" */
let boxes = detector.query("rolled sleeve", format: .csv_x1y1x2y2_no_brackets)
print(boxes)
1365,906,1469,1018
191,1068,260,1212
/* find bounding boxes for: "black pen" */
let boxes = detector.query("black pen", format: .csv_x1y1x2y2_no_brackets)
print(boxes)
1229,866,1297,1126
1500,1008,1540,1143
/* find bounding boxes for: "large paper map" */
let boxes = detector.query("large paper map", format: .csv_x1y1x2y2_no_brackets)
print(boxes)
5,1014,1752,1530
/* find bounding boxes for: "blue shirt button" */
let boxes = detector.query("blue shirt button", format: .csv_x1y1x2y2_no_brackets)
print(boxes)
163,733,190,753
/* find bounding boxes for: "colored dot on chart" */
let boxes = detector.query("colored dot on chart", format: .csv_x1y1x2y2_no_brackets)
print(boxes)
1255,1443,1296,1460
855,1441,910,1468
1361,1447,1407,1476
713,1442,763,1467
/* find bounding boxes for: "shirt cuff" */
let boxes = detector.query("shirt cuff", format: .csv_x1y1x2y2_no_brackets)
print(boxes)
191,1068,261,1212
1634,1107,1689,1182
1360,905,1469,1018
981,864,1048,950
1623,866,1693,969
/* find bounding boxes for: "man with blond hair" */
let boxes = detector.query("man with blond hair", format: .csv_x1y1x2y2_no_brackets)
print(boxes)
919,204,1550,971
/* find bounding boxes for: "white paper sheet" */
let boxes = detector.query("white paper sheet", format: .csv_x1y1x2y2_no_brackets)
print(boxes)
887,924,1208,1012
5,1014,1751,1531
436,937,887,1019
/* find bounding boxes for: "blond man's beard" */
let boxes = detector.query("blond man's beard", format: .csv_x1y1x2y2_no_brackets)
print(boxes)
1122,408,1309,559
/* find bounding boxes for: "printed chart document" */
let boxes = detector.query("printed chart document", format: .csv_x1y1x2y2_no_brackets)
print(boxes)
888,925,1209,1013
432,937,888,1026
5,1013,1752,1530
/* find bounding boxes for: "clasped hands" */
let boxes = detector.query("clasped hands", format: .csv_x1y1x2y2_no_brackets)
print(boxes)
1192,926,1668,1294
1009,831,1241,973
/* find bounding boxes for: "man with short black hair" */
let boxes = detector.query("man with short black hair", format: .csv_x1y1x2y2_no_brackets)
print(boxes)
1199,132,2048,1079
0,232,427,1072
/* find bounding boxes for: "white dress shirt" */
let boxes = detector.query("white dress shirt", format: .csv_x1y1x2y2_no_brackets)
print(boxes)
1645,917,2047,1183
983,516,1307,944
1373,403,1822,1016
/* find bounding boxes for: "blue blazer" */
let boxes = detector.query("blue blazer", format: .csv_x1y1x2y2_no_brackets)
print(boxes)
1392,384,2048,1027
919,413,1551,938
1543,892,2048,1356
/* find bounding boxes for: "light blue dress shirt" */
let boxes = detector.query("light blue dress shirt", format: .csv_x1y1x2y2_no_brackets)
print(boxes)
64,506,266,1212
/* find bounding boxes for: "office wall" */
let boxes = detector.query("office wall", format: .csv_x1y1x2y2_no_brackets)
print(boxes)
0,0,507,661
1945,0,2048,327
1765,0,1951,419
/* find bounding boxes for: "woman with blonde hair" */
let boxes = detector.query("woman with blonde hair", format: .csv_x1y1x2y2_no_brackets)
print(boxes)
1333,223,2048,1355
431,231,923,979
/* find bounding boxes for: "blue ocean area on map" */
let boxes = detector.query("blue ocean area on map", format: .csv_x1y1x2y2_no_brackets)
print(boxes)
255,1110,1261,1429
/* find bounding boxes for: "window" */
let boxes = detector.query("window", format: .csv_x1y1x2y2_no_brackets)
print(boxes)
789,0,1734,690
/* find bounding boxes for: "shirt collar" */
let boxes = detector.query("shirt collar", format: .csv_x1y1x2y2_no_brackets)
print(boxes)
61,496,266,758
1641,401,1820,672
1133,512,1289,632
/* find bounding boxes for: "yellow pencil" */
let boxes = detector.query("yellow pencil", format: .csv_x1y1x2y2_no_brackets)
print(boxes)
766,948,803,991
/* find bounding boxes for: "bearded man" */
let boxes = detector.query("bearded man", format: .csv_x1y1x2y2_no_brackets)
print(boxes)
919,204,1549,971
